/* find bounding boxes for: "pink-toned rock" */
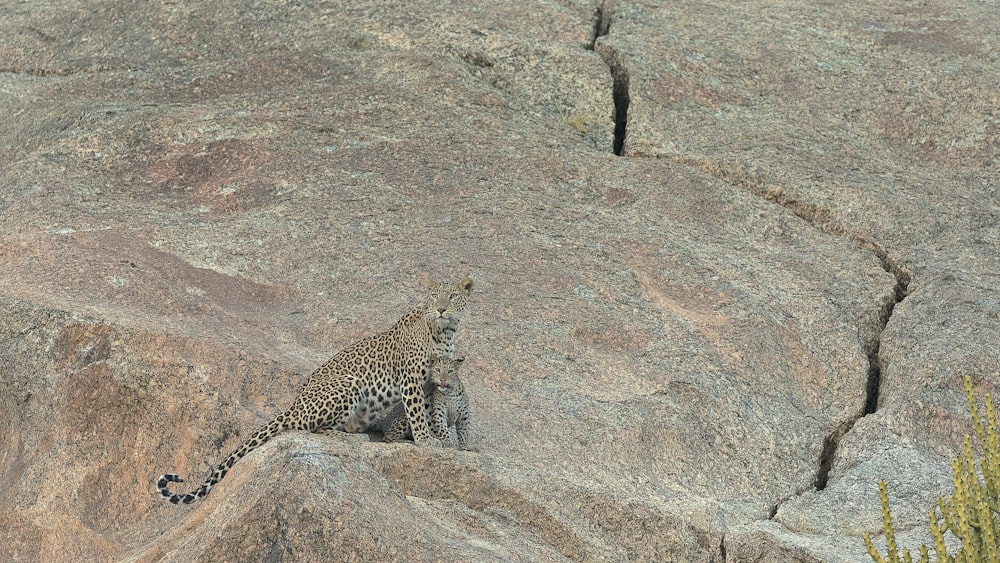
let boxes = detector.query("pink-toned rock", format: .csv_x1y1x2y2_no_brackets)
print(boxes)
1,0,996,561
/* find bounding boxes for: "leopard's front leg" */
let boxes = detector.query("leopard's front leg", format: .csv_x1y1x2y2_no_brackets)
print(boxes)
429,398,455,447
401,372,443,447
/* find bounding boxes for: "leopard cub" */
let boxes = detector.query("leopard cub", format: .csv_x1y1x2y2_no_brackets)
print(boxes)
381,356,476,451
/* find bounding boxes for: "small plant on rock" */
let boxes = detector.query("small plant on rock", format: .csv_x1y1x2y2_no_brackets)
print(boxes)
864,376,1000,563
558,110,589,134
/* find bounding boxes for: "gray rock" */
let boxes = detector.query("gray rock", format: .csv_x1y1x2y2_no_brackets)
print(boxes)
1,0,997,561
596,0,1000,559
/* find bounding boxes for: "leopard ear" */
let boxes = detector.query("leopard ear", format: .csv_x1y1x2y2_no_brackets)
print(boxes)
422,276,440,290
459,276,474,293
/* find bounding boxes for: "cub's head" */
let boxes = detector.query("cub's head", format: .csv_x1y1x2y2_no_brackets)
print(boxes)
424,275,474,325
429,356,464,390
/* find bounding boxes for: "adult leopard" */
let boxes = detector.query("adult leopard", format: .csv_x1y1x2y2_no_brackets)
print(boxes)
156,276,474,504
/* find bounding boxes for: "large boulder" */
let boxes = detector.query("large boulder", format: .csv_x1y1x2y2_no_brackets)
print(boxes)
1,1,996,560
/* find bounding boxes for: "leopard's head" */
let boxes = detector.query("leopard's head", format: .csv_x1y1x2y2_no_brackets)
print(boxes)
423,275,474,327
430,356,464,390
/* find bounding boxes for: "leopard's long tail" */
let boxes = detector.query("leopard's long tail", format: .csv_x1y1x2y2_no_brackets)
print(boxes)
156,411,298,504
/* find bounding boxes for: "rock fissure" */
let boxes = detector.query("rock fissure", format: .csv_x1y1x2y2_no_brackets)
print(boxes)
607,59,630,156
814,420,854,491
862,247,910,415
589,0,629,156
589,0,613,48
766,482,815,522
814,242,908,492
669,158,912,492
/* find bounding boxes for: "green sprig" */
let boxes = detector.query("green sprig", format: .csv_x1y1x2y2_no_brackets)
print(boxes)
864,376,1000,563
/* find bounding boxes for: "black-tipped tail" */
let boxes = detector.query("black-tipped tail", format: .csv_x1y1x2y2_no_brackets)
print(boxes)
155,414,293,506
156,472,203,504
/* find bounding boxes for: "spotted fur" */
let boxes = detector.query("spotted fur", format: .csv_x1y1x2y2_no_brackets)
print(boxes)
381,356,476,451
156,276,474,504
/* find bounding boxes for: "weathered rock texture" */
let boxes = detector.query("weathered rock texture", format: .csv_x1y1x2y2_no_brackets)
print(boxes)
1,1,997,561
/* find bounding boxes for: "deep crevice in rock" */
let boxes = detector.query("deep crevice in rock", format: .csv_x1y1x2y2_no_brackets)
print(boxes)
814,266,907,490
862,249,910,415
816,255,907,490
589,0,629,156
671,158,912,491
814,420,853,491
608,63,630,156
766,483,813,522
589,0,613,48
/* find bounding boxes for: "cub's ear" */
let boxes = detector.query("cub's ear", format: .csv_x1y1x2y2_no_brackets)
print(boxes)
459,276,474,293
423,276,441,290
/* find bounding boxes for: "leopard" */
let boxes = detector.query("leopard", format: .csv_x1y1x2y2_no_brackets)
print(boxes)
380,355,476,451
155,275,474,504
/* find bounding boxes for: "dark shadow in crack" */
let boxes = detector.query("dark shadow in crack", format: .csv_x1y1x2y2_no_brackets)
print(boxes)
590,1,629,156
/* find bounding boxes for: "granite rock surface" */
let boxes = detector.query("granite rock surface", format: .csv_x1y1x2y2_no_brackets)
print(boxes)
1,1,997,561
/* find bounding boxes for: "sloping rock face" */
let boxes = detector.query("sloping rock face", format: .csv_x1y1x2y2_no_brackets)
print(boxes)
0,1,996,561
